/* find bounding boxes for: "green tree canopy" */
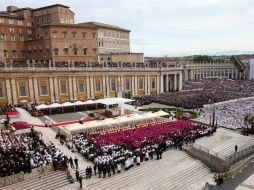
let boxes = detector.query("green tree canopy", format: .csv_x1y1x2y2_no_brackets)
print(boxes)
193,55,214,62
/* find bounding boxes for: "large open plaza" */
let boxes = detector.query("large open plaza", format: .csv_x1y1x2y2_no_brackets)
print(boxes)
1,1,254,190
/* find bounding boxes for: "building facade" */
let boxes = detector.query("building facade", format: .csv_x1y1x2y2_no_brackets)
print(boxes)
0,4,245,105
0,62,183,105
0,4,131,62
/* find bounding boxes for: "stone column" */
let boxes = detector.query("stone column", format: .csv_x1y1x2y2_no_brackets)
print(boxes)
49,77,55,102
72,77,77,101
145,75,148,95
157,75,160,94
160,74,164,93
90,76,94,99
86,76,91,99
121,75,124,92
147,75,150,95
33,78,39,103
53,77,59,102
178,73,183,91
166,74,169,92
174,74,177,91
134,75,138,95
28,78,34,103
131,76,135,95
190,69,194,80
103,76,106,98
117,76,121,92
5,79,12,104
68,77,73,101
184,69,188,81
11,79,17,104
106,76,110,97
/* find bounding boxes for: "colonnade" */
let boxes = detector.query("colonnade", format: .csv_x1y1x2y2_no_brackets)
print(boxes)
2,72,183,105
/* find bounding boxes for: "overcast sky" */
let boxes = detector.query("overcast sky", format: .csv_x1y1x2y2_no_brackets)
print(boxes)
1,0,254,57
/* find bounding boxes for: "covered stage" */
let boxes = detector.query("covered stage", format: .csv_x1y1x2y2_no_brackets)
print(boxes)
62,111,169,134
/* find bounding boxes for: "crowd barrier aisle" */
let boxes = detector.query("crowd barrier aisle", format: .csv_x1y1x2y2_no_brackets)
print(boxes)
0,164,54,187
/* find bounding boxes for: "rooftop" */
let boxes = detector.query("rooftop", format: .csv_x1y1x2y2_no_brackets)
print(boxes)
79,21,130,32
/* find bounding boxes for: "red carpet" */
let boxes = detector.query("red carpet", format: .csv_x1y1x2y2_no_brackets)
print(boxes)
12,122,31,130
30,117,97,128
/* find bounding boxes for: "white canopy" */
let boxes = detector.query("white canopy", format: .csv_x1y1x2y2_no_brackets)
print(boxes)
64,111,167,132
95,98,134,105
84,100,96,104
36,104,49,110
61,102,73,107
73,101,86,106
48,103,61,108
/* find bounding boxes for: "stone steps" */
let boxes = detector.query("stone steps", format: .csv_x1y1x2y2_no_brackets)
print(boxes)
77,149,214,190
0,171,68,190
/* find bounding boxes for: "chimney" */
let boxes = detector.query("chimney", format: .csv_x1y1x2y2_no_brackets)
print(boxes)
7,6,19,12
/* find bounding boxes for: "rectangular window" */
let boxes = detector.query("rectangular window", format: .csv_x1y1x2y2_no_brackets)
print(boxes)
125,79,130,91
9,28,15,32
0,87,4,98
83,48,87,55
63,32,67,39
151,81,156,89
41,86,47,95
72,33,77,39
52,32,57,38
28,30,32,35
3,50,8,57
93,33,96,39
18,20,23,25
54,49,58,55
12,50,17,57
0,18,4,23
95,83,101,92
9,19,14,24
93,48,97,56
19,87,26,97
111,80,116,91
78,83,84,93
10,35,16,41
61,84,67,94
27,22,32,26
138,79,144,90
19,35,24,41
82,32,86,38
0,34,6,41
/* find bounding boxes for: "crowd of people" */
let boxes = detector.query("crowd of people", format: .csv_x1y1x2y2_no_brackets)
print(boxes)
133,79,254,109
133,90,249,109
0,105,17,115
71,119,209,179
1,60,178,69
185,79,254,96
0,128,66,177
197,99,254,130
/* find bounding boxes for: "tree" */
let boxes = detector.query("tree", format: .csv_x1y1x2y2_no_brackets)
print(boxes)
193,55,214,63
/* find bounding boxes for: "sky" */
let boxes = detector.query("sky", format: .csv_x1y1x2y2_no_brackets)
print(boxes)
1,0,254,57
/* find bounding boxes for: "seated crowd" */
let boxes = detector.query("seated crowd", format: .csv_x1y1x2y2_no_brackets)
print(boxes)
0,129,66,177
185,78,254,96
133,90,249,109
133,79,254,109
71,119,209,178
197,99,254,130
